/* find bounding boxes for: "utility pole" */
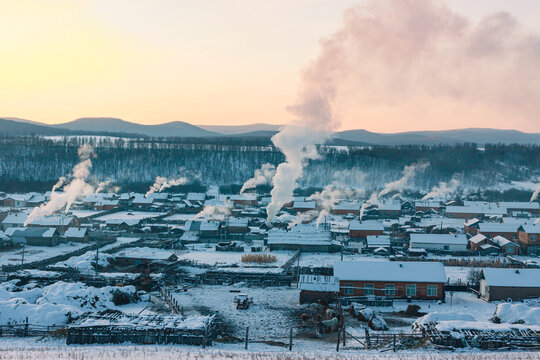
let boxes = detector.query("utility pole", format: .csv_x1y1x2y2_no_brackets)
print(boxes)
20,244,25,268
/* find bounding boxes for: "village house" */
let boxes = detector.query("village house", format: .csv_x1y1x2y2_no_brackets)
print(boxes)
1,212,28,230
365,235,391,252
517,225,540,255
332,201,360,216
2,194,34,208
378,201,401,219
94,199,121,211
480,268,540,301
469,233,489,251
226,217,249,234
476,223,520,241
492,235,520,255
64,227,90,242
499,202,540,215
348,221,384,239
229,194,257,207
409,233,468,252
293,201,316,214
415,200,445,213
9,227,60,246
113,247,178,267
464,218,481,235
26,215,80,232
333,261,446,300
445,205,507,219
267,225,340,252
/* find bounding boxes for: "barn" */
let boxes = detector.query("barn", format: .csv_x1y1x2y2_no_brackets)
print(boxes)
480,268,540,301
334,261,446,300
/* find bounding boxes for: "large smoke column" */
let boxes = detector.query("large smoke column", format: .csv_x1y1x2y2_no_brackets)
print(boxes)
531,183,540,202
307,183,361,227
146,176,188,197
240,163,276,194
378,162,429,198
25,144,96,225
422,178,460,200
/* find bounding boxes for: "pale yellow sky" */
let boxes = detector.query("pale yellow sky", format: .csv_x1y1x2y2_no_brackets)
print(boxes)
1,0,539,132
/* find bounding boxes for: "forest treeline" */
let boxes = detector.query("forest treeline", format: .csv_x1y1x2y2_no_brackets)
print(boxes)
0,136,539,194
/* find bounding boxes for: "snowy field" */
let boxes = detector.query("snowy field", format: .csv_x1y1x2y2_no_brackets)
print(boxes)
175,248,295,268
0,338,538,360
0,242,90,267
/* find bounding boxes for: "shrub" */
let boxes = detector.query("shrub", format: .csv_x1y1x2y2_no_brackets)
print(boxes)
112,289,132,305
241,254,277,264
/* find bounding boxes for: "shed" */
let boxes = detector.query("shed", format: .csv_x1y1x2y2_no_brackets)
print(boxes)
480,268,540,301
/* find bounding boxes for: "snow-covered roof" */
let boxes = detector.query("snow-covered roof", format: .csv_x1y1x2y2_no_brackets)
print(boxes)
68,210,104,219
27,215,75,227
492,235,518,247
229,194,257,201
95,211,166,221
483,268,540,288
469,234,487,244
409,233,468,245
1,212,28,225
227,217,249,227
378,202,401,211
114,247,176,261
333,201,360,211
348,221,384,231
268,227,331,245
499,202,540,210
200,221,220,232
366,235,391,248
293,201,315,209
520,225,540,234
415,201,443,207
478,223,519,233
446,206,507,215
187,192,206,201
12,227,57,238
334,261,446,283
64,228,88,238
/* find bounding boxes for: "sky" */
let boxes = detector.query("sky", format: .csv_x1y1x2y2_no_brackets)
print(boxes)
0,0,539,132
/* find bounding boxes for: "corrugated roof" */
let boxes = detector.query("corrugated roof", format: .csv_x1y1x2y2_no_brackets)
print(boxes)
483,268,540,288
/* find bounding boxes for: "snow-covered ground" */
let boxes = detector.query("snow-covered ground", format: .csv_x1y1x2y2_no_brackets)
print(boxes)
0,242,91,267
172,285,301,341
0,338,538,359
175,247,295,268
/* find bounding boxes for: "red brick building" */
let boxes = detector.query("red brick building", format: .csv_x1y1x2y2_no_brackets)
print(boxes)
334,261,446,300
348,221,384,239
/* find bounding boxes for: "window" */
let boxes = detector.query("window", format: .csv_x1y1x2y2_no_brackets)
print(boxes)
385,284,395,296
364,284,374,296
406,284,416,297
343,283,354,295
427,285,437,297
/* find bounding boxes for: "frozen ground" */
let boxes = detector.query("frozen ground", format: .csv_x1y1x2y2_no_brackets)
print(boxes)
0,338,538,359
0,242,90,267
175,246,295,268
171,285,301,341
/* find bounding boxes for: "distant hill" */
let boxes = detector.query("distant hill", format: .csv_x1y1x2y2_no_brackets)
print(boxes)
199,123,282,135
336,128,540,145
53,117,219,138
0,118,71,136
2,116,539,145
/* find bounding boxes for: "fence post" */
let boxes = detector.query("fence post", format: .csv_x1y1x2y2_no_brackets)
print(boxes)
336,324,341,352
289,327,293,351
365,328,370,349
244,326,249,350
393,334,396,352
25,317,28,337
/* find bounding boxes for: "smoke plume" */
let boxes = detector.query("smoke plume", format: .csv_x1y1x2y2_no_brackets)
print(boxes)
146,175,188,197
25,144,96,225
360,192,379,220
240,163,276,194
422,178,460,200
379,162,429,197
307,183,361,227
194,202,232,221
531,183,540,202
309,0,540,130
